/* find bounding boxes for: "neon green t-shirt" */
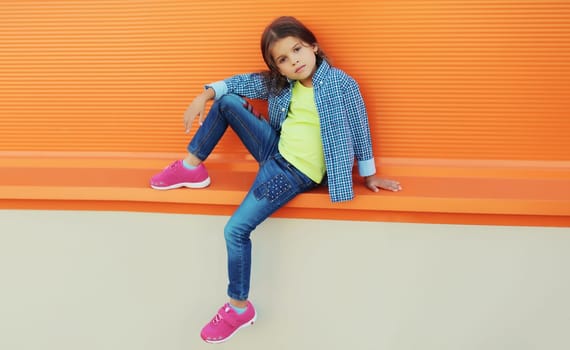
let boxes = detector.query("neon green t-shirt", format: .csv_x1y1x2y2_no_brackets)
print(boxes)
278,81,326,184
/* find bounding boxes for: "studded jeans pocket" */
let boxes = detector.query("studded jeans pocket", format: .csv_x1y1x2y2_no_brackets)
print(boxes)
253,173,293,202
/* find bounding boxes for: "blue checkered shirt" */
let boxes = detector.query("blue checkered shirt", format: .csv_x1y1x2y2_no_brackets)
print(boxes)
207,60,376,202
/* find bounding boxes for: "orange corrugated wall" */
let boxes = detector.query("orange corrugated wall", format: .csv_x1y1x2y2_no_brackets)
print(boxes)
1,0,569,160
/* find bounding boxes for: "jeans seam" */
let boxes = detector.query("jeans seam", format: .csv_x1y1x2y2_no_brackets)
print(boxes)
191,105,222,160
285,161,315,190
225,106,264,161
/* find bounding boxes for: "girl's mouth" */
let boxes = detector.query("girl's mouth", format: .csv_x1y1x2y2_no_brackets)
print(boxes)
295,65,306,73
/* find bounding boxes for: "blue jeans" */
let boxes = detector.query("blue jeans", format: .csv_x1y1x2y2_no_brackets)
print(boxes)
188,94,317,301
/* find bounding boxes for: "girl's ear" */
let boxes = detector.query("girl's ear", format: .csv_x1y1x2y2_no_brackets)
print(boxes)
313,44,319,53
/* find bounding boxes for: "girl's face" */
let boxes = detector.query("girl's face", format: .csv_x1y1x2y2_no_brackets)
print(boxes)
270,36,318,87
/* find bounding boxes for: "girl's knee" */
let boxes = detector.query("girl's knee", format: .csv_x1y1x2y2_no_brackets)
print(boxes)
223,224,233,242
224,220,251,244
217,93,243,109
224,222,239,243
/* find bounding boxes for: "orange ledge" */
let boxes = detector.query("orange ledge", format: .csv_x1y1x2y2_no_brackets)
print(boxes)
1,152,569,227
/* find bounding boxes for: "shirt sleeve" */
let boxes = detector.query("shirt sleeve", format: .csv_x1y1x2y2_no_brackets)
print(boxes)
205,73,270,100
357,159,376,177
204,80,228,100
344,76,377,177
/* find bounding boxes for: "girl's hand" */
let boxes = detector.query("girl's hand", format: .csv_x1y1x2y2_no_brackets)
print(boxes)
365,175,402,193
183,88,215,133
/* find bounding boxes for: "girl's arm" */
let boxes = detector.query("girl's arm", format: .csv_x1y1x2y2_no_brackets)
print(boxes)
207,73,270,101
183,87,215,133
344,76,402,192
183,73,269,132
343,76,376,175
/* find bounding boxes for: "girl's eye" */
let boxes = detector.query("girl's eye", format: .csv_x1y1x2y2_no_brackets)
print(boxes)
278,57,287,64
294,46,301,52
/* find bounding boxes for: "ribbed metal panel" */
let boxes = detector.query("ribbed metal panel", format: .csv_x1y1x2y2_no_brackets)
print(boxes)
1,1,569,160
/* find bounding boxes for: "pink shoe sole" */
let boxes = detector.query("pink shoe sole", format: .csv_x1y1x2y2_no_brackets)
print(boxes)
150,177,211,190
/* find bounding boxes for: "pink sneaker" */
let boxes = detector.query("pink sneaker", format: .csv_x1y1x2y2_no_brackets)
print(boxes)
150,160,211,190
200,301,257,343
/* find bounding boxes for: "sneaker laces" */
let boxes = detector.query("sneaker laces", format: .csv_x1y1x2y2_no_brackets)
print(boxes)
212,305,231,325
163,160,181,171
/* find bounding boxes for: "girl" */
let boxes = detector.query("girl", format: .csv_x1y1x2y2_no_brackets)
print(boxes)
150,16,401,343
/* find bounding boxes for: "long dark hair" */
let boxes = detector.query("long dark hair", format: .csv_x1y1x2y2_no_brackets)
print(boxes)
260,16,329,93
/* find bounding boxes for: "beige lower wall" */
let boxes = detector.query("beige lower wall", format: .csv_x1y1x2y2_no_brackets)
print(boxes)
0,210,568,350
